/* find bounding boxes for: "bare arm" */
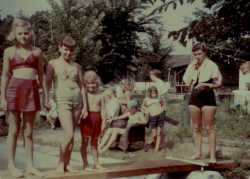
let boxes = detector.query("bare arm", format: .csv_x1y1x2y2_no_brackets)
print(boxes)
77,64,88,115
36,48,49,107
110,112,129,121
0,48,11,110
45,61,54,104
130,112,147,125
141,98,148,112
118,91,130,104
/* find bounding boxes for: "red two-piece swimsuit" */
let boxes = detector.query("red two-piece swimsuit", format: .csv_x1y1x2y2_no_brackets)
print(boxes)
6,45,41,112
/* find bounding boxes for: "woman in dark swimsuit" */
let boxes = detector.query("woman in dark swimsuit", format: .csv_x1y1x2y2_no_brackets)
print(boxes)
183,43,222,163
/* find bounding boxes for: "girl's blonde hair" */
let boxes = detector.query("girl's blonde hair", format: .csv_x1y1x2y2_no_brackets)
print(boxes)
6,20,35,41
83,70,101,88
147,86,158,98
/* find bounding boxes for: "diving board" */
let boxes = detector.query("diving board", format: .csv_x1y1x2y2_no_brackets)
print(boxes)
0,159,249,179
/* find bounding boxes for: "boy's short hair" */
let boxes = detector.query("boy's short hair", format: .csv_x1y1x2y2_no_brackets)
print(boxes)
192,43,206,53
150,69,161,78
60,36,76,48
6,20,35,41
147,86,158,98
83,70,101,88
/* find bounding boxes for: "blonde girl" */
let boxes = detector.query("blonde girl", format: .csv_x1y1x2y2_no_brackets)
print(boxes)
80,71,106,171
0,20,49,178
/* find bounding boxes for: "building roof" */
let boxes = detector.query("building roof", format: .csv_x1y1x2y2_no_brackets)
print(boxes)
170,55,191,69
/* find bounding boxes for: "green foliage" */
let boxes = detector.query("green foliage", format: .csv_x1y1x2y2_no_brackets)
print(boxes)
135,26,174,82
92,0,162,83
167,0,250,62
38,0,104,69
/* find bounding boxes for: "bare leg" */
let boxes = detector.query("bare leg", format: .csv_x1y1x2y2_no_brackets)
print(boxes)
187,105,202,160
46,114,55,129
155,127,162,151
151,128,157,147
23,111,44,177
202,106,217,163
81,137,94,171
7,110,24,178
160,127,166,149
91,138,105,171
98,128,115,150
99,128,125,153
55,110,74,174
65,108,81,174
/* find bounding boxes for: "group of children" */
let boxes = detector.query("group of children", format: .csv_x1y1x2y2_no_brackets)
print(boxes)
0,19,168,178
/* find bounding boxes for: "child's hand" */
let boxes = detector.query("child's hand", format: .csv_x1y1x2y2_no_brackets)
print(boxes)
0,99,7,111
102,122,107,132
107,119,113,124
81,108,88,119
128,121,137,125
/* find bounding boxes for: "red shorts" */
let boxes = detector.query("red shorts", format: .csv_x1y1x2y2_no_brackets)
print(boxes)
79,111,102,139
6,78,41,112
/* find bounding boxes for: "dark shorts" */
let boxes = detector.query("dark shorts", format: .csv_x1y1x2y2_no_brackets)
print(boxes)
189,89,216,109
149,113,164,129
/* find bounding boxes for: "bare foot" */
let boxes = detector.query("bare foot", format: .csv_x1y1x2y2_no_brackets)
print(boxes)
186,154,201,160
66,165,78,174
9,166,24,178
55,162,65,174
209,158,217,164
94,164,105,171
26,166,45,177
83,165,94,172
51,125,56,129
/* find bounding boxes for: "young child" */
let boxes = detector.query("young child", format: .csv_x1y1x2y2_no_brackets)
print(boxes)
142,86,165,151
0,20,49,177
98,100,148,153
149,69,167,149
80,71,107,171
45,36,87,174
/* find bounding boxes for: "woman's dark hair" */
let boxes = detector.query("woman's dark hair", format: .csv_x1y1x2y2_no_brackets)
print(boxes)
192,43,206,53
60,36,76,47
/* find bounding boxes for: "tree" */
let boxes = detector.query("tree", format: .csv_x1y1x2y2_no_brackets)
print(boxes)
165,0,250,63
135,26,174,82
85,0,163,84
0,14,15,58
38,0,104,69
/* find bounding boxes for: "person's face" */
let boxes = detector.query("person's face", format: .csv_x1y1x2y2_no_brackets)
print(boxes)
15,26,31,45
59,45,75,61
86,81,97,93
149,73,156,82
128,106,136,114
193,49,206,64
151,91,157,98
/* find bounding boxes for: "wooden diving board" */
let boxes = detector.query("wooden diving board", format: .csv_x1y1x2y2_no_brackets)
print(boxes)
1,159,250,179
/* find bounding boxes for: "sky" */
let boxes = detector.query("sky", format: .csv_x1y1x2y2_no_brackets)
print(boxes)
0,0,211,55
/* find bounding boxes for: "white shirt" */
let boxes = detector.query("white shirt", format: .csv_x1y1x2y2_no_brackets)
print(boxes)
155,79,167,95
115,86,123,100
106,97,119,118
183,58,222,85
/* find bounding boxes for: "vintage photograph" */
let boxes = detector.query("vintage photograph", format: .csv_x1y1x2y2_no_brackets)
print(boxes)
0,0,250,178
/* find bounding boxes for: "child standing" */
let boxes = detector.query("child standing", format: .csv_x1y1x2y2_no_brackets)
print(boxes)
80,71,107,171
142,86,165,151
149,69,167,149
45,36,87,174
1,20,49,177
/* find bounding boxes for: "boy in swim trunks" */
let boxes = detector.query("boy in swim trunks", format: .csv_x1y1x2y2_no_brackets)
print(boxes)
80,71,107,171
